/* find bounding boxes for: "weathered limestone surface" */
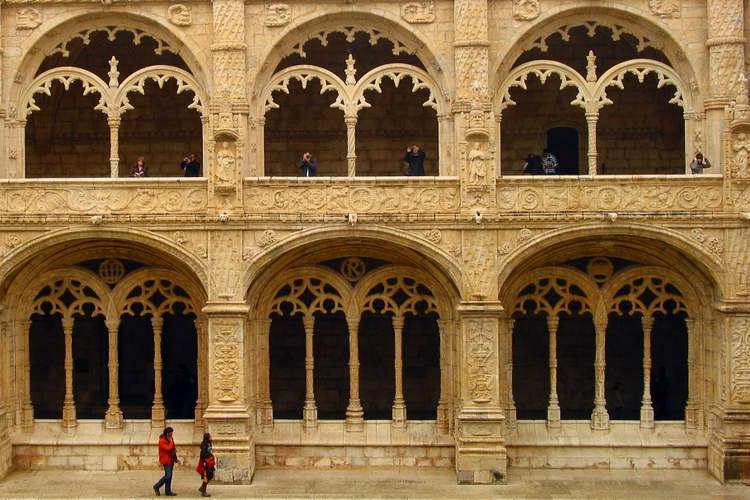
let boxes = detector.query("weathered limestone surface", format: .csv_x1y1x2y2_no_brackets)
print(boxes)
0,0,749,487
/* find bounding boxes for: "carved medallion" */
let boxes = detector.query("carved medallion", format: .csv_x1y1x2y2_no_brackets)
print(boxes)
649,0,680,18
512,0,539,21
16,8,41,30
168,4,192,26
400,1,435,24
265,3,291,27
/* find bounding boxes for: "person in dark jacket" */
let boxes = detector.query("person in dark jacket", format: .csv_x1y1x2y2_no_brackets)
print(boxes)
131,156,148,178
180,153,201,177
522,153,543,175
153,427,179,496
404,145,426,176
197,433,215,497
298,152,317,177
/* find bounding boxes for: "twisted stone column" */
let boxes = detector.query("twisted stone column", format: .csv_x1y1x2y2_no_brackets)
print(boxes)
345,115,357,177
61,317,76,430
151,316,165,428
391,316,407,428
107,116,120,177
104,318,123,429
546,315,561,429
345,316,363,431
640,316,655,429
591,318,609,430
586,112,599,175
302,315,317,429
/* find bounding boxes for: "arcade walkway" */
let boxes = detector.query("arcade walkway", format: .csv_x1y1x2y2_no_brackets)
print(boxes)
0,467,747,498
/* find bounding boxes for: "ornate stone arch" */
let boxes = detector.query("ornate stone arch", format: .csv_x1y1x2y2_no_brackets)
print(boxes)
112,268,203,318
20,67,113,120
496,223,726,302
505,266,599,319
259,266,354,320
353,265,448,319
353,64,444,115
491,6,700,101
602,265,696,318
240,226,462,307
494,60,590,113
0,227,211,300
259,65,348,115
16,267,111,321
592,59,691,112
114,65,207,116
9,11,210,108
252,10,448,102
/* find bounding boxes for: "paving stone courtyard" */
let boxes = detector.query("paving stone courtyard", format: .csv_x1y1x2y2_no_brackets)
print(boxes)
0,467,748,499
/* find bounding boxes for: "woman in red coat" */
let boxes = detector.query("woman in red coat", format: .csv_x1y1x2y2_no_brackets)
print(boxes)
153,427,179,496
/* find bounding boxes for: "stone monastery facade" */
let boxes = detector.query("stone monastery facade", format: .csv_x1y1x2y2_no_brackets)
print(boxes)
0,0,749,486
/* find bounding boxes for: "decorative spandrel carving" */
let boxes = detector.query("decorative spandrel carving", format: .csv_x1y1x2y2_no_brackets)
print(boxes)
168,4,193,26
400,1,435,23
265,3,291,27
731,317,750,402
512,0,540,21
213,321,241,403
16,8,41,30
209,231,242,299
463,231,497,300
649,0,680,18
465,318,497,403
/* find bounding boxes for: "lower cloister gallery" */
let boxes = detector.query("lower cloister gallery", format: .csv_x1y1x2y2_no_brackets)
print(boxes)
0,0,749,488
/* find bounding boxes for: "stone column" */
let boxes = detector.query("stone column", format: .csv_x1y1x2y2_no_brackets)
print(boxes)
585,112,598,175
345,115,357,177
18,320,33,429
391,315,407,428
591,318,609,430
495,114,502,177
202,303,253,484
546,314,561,429
455,301,506,485
639,316,654,429
436,319,452,433
684,317,701,428
107,116,120,177
104,318,123,429
0,316,10,479
151,316,165,428
61,317,76,430
345,315,364,431
195,318,208,425
256,117,265,176
501,317,516,430
257,319,273,430
302,315,317,429
438,114,451,176
705,0,746,172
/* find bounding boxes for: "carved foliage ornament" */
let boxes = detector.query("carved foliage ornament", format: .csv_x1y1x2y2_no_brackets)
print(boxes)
265,3,291,27
731,317,750,402
168,4,192,27
214,322,241,403
512,0,540,21
400,1,435,24
466,319,496,403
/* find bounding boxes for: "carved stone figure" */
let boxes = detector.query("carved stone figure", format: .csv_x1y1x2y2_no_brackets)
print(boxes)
168,4,193,27
216,142,236,185
468,142,487,185
265,3,291,27
733,133,750,178
512,0,540,21
16,8,41,30
400,1,435,24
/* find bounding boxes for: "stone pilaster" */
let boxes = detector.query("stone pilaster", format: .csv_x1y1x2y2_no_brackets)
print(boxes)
455,301,506,485
0,316,11,480
454,0,495,212
209,0,248,213
708,306,750,482
705,0,746,172
202,302,253,484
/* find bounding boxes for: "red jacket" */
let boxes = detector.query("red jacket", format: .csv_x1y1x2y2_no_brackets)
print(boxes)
158,436,176,466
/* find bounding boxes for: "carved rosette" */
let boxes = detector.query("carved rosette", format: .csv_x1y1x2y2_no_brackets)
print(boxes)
512,0,540,21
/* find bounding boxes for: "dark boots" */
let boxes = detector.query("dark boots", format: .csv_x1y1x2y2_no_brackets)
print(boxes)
198,483,210,497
